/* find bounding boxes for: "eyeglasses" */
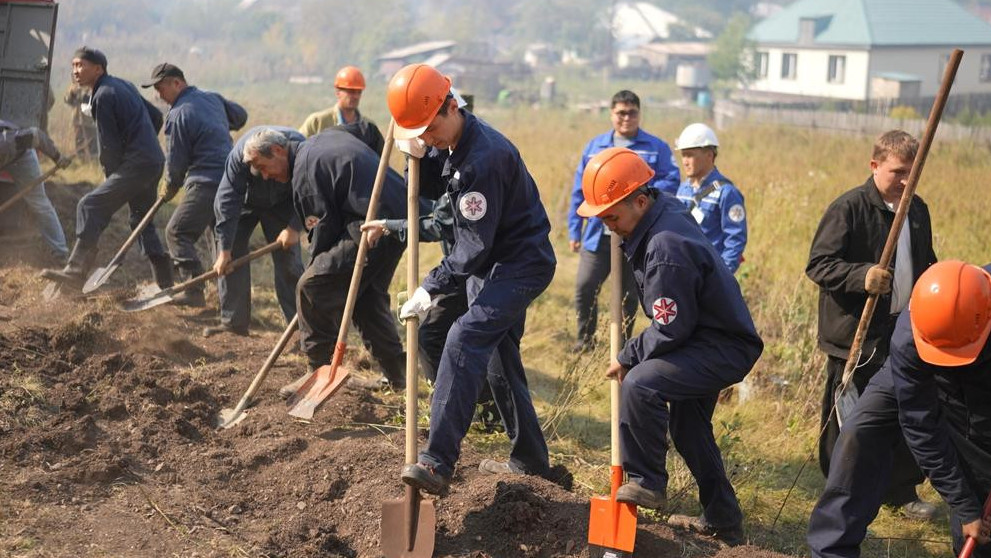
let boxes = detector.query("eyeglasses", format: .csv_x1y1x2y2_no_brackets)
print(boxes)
613,109,640,118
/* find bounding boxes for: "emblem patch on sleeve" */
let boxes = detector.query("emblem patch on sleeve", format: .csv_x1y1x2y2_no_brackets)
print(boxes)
305,215,320,229
459,192,487,221
652,297,678,325
727,204,745,223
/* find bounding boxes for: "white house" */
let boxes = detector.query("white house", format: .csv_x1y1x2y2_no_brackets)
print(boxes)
612,2,711,51
746,0,991,101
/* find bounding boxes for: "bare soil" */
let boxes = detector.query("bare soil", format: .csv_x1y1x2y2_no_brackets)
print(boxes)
0,179,795,557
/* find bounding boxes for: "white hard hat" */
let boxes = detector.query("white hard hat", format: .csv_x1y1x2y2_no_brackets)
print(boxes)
675,123,719,150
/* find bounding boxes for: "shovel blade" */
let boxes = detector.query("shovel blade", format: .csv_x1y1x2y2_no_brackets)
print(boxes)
122,284,171,312
215,407,248,429
82,264,117,294
381,496,435,558
286,364,351,420
588,494,637,555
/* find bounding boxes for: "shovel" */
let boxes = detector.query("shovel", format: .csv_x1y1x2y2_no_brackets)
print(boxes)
381,155,435,557
588,233,637,558
0,162,66,215
122,241,282,312
82,195,168,293
835,49,962,426
286,120,396,420
216,315,299,429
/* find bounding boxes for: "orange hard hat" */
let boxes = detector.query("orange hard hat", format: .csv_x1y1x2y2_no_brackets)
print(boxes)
910,260,991,366
387,64,452,140
334,66,365,90
576,147,655,217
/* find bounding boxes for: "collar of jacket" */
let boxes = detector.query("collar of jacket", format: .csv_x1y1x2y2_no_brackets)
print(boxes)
447,109,477,167
172,85,196,107
286,138,301,181
862,175,897,212
92,73,109,96
621,195,670,260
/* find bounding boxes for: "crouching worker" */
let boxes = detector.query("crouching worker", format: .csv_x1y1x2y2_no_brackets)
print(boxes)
577,147,763,547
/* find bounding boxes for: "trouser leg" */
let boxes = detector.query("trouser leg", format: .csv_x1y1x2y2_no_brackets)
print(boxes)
124,163,167,259
808,367,901,558
420,271,552,477
295,259,348,370
574,243,610,347
350,237,406,384
166,181,217,276
258,209,302,324
7,149,68,259
418,286,468,383
218,212,258,332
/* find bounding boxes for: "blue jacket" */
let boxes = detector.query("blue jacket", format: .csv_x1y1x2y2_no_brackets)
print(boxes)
889,272,991,524
90,73,164,176
675,167,747,273
164,86,247,190
214,126,303,252
421,111,556,296
290,129,406,266
568,128,680,252
618,195,762,383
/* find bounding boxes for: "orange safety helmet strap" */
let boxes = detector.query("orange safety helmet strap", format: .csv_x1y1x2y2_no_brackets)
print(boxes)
335,66,365,90
576,147,655,218
910,260,991,366
387,64,452,140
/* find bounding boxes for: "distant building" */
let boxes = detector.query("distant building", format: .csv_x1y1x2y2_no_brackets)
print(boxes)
376,40,457,78
747,0,991,101
612,2,711,51
618,41,712,80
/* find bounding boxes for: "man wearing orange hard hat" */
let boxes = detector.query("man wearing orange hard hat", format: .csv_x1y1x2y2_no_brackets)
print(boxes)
578,146,763,546
298,65,384,154
809,260,991,557
386,63,557,495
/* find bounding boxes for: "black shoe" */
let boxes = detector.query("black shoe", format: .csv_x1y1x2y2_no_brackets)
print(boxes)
202,323,248,338
900,499,937,521
615,482,667,510
279,371,314,399
668,514,744,547
401,463,450,495
39,240,97,288
348,374,405,392
170,289,205,308
478,459,526,476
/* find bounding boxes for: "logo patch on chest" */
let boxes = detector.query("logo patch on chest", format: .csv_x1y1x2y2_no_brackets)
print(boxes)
652,297,678,325
459,192,487,221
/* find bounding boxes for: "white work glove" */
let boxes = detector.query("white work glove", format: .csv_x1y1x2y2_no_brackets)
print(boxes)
395,138,427,159
399,286,435,321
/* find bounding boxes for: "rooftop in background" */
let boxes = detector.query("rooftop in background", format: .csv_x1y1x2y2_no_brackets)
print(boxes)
377,41,457,62
748,0,991,47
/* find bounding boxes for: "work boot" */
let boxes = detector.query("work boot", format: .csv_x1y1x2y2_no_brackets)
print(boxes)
170,263,205,307
202,323,248,338
39,240,98,288
615,482,667,510
279,370,314,399
401,463,450,495
148,254,174,289
900,499,937,521
349,354,407,391
478,459,526,476
667,514,745,547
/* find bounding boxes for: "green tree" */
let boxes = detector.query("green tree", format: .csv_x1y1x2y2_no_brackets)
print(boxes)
707,12,754,83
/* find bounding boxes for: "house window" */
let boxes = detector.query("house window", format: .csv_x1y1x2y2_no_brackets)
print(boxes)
757,51,769,79
828,55,846,84
981,54,991,82
781,52,797,80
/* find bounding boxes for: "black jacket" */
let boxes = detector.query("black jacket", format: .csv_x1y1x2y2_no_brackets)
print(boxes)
806,177,937,359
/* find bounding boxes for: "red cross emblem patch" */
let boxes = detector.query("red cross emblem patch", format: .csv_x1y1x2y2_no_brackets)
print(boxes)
652,297,678,325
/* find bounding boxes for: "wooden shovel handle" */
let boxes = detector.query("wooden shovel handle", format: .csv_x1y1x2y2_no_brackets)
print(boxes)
165,241,281,296
105,195,168,267
840,49,963,391
610,233,624,468
406,154,421,465
0,164,62,215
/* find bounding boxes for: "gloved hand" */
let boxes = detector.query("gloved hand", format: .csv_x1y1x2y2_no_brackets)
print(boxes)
395,138,427,159
161,183,181,203
399,286,434,321
865,265,893,295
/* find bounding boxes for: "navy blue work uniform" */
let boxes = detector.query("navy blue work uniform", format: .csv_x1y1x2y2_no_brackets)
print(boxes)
675,168,747,273
163,86,246,276
808,270,991,558
290,130,407,379
418,110,556,478
78,73,167,258
568,129,680,347
618,195,762,530
214,126,304,333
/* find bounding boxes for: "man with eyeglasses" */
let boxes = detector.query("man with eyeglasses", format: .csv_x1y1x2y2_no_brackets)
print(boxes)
567,90,680,352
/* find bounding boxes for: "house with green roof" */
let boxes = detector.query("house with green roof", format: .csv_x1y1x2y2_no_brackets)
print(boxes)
746,0,991,101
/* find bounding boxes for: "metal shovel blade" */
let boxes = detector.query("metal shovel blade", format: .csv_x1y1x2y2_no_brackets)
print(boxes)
82,264,118,294
122,284,172,312
286,363,351,421
381,489,435,558
215,407,249,429
588,493,637,557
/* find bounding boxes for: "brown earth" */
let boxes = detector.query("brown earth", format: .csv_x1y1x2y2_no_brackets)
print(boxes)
0,179,796,557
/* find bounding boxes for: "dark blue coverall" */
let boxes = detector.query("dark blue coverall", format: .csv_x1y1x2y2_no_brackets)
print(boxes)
163,86,246,277
415,111,556,477
290,130,407,378
213,126,304,333
618,195,763,530
808,268,991,558
79,73,167,259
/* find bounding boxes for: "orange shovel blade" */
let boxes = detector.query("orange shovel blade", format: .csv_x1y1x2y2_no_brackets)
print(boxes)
588,493,637,556
286,362,351,420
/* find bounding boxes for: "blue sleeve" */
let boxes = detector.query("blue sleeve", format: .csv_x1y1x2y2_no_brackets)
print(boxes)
164,110,192,190
647,141,681,196
568,143,592,243
214,148,249,252
422,162,504,295
892,348,983,523
618,232,702,367
93,92,124,175
719,187,747,273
